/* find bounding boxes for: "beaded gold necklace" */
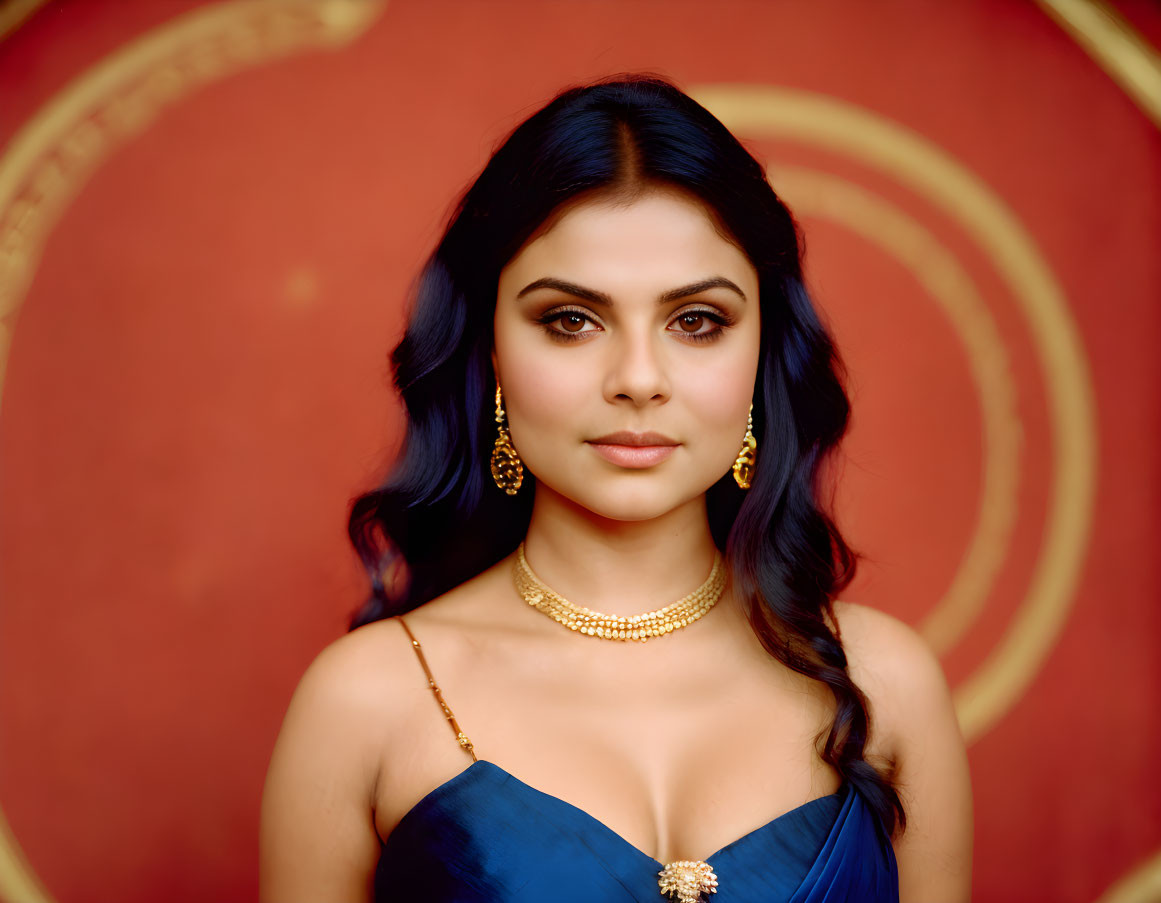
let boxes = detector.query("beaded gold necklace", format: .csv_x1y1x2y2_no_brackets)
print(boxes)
512,542,725,642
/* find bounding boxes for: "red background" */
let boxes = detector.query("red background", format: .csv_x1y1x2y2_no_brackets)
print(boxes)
1,1,1158,901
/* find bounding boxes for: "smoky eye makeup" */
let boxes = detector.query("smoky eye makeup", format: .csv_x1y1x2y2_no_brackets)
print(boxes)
528,298,740,343
666,306,735,342
535,305,603,341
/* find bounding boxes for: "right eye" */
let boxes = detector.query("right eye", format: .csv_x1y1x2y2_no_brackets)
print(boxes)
541,309,601,340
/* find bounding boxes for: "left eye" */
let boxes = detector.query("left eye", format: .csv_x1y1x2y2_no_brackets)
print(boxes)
669,311,719,335
557,313,590,333
675,313,706,332
545,311,598,335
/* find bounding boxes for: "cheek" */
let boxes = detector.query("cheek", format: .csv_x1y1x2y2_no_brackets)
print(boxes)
680,365,755,446
493,328,595,443
679,333,760,421
508,363,587,432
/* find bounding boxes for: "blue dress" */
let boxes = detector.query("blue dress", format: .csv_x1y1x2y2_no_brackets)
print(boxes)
376,618,899,902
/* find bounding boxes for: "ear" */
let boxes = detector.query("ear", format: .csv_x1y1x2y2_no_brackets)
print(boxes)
490,347,499,385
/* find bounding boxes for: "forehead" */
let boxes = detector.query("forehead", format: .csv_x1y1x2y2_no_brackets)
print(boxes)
499,188,756,288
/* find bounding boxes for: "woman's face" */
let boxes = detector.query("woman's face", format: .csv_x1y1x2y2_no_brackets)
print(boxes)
493,187,762,522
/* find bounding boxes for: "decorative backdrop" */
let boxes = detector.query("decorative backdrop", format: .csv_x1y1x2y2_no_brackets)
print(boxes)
0,1,1158,901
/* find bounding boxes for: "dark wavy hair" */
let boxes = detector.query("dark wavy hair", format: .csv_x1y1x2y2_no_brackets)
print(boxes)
347,73,906,838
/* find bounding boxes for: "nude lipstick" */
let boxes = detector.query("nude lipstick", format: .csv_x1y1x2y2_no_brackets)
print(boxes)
586,431,679,469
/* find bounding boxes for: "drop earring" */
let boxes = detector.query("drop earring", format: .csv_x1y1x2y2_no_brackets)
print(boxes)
732,403,757,490
490,384,524,495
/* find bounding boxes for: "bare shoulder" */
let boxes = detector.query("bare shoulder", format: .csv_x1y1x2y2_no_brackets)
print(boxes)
829,600,974,902
302,617,413,704
276,617,422,757
259,618,417,903
259,553,512,902
828,598,942,680
827,600,952,755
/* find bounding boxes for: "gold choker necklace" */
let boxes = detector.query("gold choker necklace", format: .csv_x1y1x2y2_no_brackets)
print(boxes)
513,543,725,642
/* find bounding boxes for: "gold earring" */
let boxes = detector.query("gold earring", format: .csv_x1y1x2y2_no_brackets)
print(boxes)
732,404,757,490
490,385,524,495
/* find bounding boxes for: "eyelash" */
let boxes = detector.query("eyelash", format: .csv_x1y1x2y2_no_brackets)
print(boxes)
537,307,733,344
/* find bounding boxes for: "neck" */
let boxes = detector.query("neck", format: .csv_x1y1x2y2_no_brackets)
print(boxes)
520,486,720,617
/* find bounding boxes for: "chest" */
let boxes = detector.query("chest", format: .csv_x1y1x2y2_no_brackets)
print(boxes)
372,759,900,903
376,652,846,864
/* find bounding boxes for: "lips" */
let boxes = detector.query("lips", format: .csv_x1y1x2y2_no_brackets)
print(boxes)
587,431,679,447
586,431,680,468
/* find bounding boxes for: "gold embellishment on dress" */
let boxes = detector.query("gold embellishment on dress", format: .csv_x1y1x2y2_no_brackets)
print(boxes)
513,543,725,642
658,860,719,902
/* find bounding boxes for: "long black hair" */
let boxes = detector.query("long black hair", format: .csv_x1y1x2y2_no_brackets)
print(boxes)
347,73,906,838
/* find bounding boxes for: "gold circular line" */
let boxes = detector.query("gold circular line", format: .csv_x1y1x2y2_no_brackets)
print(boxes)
0,34,1103,903
1036,0,1161,130
0,0,386,407
691,84,1097,744
1095,847,1161,903
0,0,47,44
775,166,1020,659
0,3,386,901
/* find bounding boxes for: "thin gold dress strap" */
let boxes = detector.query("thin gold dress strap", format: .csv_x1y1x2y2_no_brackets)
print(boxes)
395,616,477,762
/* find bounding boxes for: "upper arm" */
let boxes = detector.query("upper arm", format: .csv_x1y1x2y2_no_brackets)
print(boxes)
259,626,394,903
832,600,974,903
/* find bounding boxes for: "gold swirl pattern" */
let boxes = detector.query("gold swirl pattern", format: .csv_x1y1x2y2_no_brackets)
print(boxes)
689,84,1097,747
0,4,387,901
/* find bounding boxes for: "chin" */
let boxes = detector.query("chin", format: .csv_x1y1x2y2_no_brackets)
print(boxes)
553,481,708,524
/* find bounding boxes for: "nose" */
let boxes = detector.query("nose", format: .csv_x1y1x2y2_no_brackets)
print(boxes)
602,327,671,407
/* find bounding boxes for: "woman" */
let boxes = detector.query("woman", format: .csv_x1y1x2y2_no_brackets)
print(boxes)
260,74,973,902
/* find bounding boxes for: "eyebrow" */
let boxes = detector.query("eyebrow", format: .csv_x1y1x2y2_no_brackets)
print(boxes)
515,276,747,305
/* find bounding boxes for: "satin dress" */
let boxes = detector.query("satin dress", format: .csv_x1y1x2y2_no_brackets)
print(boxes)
375,618,899,903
